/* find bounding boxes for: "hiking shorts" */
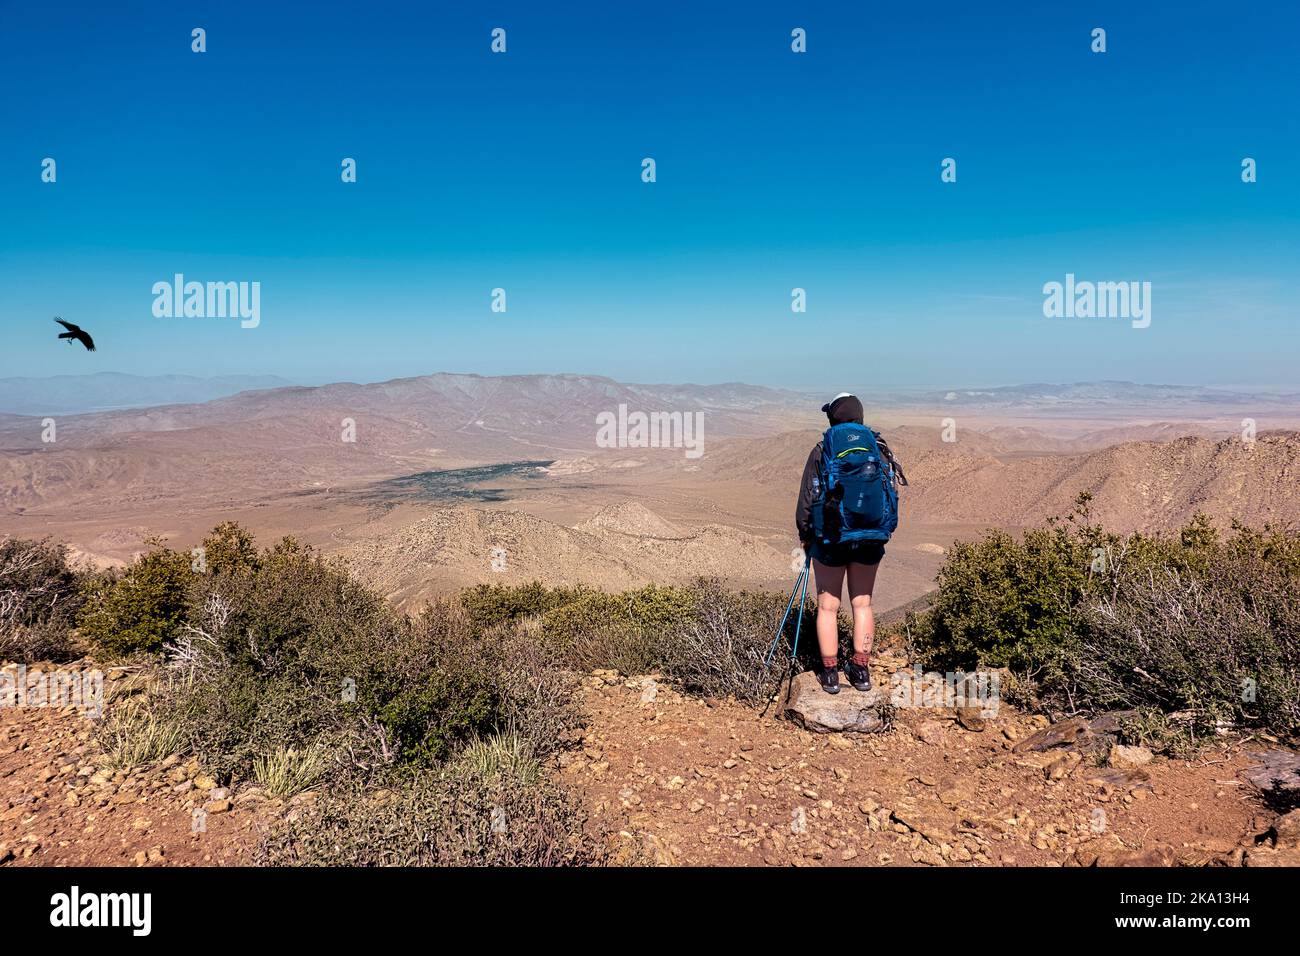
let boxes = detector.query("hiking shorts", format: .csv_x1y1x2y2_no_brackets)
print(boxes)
807,539,886,567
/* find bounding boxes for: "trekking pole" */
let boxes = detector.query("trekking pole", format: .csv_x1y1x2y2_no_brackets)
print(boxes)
783,558,811,701
788,558,810,666
759,553,812,716
763,554,810,668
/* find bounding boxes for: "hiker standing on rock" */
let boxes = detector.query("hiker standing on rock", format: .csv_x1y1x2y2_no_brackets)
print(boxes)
796,393,907,695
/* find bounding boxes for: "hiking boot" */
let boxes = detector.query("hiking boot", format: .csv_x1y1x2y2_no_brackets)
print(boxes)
845,658,872,692
818,666,840,694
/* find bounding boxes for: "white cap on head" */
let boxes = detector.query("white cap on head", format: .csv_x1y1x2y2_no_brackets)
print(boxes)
820,392,856,413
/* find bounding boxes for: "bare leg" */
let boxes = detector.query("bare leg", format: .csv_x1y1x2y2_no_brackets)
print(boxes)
811,558,846,662
846,560,880,658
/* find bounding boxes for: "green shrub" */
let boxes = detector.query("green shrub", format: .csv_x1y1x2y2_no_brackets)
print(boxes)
123,525,583,785
918,524,1095,677
458,581,594,631
78,540,193,656
194,537,388,673
377,668,503,765
200,521,261,577
909,504,1300,743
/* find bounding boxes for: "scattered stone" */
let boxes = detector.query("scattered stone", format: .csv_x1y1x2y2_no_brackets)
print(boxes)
1084,767,1152,790
915,721,947,746
1244,846,1300,867
1087,711,1135,734
1270,809,1300,850
955,708,986,733
1089,843,1177,867
1045,751,1081,781
1012,717,1090,754
1242,750,1300,803
641,832,676,866
1108,744,1154,769
892,806,957,847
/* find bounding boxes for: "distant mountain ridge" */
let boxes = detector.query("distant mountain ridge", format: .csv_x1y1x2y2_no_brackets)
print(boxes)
1,371,1297,580
897,381,1300,410
0,372,295,415
9,372,1294,419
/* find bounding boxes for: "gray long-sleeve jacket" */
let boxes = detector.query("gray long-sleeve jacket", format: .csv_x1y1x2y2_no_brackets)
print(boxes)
795,432,907,542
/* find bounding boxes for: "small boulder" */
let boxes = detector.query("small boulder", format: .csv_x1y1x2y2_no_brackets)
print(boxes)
782,672,889,734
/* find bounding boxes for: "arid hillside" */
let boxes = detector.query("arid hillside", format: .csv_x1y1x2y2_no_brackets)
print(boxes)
618,428,1300,532
0,373,815,515
341,502,794,605
1,374,1296,606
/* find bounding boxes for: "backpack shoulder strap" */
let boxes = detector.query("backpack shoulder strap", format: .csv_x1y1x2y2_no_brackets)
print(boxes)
873,431,908,486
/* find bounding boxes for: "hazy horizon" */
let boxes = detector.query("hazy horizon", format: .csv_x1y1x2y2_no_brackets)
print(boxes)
6,367,1300,393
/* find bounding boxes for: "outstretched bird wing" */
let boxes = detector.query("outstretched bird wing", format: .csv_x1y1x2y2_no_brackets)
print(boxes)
53,317,95,350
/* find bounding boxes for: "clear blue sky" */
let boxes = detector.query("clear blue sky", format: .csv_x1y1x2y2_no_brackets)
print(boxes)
2,1,1296,388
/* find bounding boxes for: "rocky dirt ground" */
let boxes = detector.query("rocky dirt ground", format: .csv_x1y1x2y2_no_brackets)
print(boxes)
0,666,302,868
3,657,1299,868
574,652,1300,868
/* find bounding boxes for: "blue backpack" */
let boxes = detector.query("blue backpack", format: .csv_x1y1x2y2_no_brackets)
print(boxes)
811,422,899,545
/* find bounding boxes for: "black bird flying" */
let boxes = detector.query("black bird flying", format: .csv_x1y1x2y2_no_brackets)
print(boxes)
54,317,95,351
